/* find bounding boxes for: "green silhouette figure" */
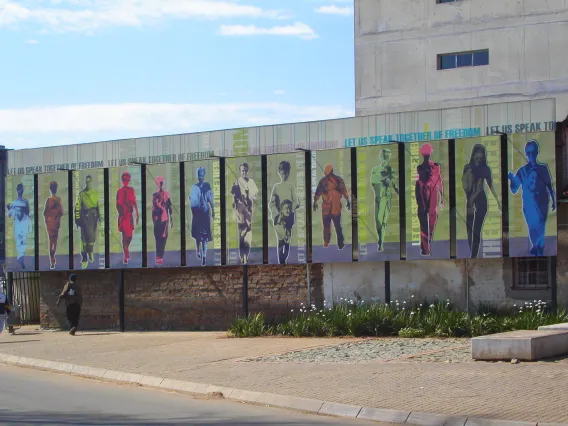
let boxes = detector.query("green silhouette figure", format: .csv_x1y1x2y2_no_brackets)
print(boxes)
370,148,399,252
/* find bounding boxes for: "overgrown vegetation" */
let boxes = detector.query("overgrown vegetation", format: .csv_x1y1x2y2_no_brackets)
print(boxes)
227,298,568,338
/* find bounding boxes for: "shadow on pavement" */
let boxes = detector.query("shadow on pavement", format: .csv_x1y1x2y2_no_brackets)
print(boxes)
0,410,345,425
0,340,41,344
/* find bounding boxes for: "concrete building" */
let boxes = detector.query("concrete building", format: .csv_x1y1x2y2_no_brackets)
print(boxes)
3,0,568,330
355,0,568,119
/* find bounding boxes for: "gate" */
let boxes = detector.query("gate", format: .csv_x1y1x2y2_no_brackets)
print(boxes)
5,272,40,324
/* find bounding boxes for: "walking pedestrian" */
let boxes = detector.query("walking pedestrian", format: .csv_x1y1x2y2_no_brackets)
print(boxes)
0,288,12,335
57,274,83,335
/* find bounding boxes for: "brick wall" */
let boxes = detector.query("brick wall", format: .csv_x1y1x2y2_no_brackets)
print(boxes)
124,267,243,331
39,270,120,330
39,263,324,331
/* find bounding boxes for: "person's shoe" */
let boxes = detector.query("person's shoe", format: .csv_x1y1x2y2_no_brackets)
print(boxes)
123,255,129,264
81,261,88,269
156,257,163,265
69,327,77,336
201,256,206,266
338,242,345,250
323,242,329,248
88,252,94,262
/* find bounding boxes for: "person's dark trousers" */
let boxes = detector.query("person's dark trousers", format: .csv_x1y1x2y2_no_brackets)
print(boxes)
66,303,81,331
322,213,344,247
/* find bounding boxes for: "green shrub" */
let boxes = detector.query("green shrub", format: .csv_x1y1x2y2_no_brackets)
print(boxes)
398,327,426,338
227,298,568,339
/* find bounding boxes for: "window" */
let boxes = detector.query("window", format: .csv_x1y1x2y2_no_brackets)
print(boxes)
438,50,489,70
437,0,456,3
512,257,551,290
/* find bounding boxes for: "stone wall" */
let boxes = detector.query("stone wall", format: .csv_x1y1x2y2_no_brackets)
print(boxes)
38,264,324,331
39,270,121,330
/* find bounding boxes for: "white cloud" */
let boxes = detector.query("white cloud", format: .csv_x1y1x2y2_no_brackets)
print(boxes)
1,0,285,33
315,5,353,16
26,39,39,44
273,89,285,95
220,22,317,39
0,102,352,149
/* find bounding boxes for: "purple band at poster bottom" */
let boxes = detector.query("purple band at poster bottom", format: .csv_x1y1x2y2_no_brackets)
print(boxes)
358,242,400,262
509,236,557,257
109,252,143,269
312,244,352,263
186,249,222,267
73,253,106,270
38,254,70,271
456,239,502,259
147,251,181,268
268,246,307,265
405,241,450,261
227,248,263,265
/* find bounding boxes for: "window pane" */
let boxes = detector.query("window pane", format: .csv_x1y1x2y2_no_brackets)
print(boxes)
457,53,473,67
473,50,489,66
438,0,456,3
439,54,456,69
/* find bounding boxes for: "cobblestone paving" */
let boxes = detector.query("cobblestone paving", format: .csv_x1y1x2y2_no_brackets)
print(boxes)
247,338,474,363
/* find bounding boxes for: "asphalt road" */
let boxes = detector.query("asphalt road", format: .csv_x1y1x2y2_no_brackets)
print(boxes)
0,364,383,425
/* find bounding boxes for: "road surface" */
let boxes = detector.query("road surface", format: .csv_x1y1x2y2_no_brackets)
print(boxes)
0,363,383,425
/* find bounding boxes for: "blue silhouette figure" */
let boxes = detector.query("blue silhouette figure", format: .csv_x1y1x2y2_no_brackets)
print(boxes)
508,139,556,256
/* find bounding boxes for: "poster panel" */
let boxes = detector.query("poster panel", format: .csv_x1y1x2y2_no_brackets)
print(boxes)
267,152,307,265
357,144,401,262
146,163,182,267
455,136,503,258
225,156,263,265
38,172,69,270
5,175,35,271
72,169,105,270
184,159,222,267
508,132,557,257
405,141,450,260
311,148,352,263
109,167,143,268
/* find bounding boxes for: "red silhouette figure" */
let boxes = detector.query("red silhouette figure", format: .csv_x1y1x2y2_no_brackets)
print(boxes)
415,143,445,256
116,172,139,264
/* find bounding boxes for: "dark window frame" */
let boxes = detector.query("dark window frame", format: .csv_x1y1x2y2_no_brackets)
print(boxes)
438,50,489,70
437,0,457,3
512,257,551,290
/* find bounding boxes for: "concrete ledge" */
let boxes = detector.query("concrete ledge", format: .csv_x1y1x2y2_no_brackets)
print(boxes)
138,375,164,387
102,370,124,381
538,423,568,426
406,411,467,426
318,402,362,418
70,365,107,379
205,385,234,398
257,393,324,413
229,389,262,404
465,418,536,426
472,330,568,361
538,323,568,331
159,379,186,391
179,381,210,395
120,372,144,384
357,407,411,423
45,361,74,373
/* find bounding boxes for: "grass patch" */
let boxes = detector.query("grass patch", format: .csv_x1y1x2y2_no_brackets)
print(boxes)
228,299,568,338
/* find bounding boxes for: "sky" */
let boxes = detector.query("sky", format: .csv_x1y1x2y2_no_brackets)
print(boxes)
0,0,355,149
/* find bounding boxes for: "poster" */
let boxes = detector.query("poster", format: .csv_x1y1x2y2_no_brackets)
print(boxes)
267,152,307,265
508,132,557,257
184,159,222,267
38,172,69,270
405,141,450,260
357,144,400,261
455,136,503,258
72,169,105,270
146,163,182,267
109,167,143,268
311,148,352,263
225,156,263,265
5,175,35,271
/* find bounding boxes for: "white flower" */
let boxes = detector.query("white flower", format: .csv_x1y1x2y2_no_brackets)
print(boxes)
410,311,415,315
411,295,415,298
419,304,423,307
396,300,399,303
403,301,407,304
291,309,294,312
513,304,517,307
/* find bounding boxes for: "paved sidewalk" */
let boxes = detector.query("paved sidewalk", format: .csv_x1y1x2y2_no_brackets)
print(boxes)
1,327,568,424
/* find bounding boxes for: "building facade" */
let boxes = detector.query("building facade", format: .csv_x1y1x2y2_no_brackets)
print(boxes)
3,0,568,331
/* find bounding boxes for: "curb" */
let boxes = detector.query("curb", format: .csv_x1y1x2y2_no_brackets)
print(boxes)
0,352,565,426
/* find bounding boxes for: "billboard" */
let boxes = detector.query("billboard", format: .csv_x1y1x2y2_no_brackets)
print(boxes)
184,159,222,267
109,167,142,268
508,132,557,257
357,144,400,261
311,148,352,263
267,152,307,265
225,156,263,265
146,163,182,267
5,175,35,271
455,136,502,258
72,169,105,270
405,141,450,260
38,172,69,270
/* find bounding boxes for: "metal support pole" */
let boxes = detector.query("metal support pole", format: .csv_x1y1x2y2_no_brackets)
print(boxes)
551,256,557,313
385,261,391,304
119,269,125,332
306,264,311,307
242,265,248,318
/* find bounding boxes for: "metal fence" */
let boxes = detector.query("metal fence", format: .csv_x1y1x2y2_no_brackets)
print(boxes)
5,272,40,324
